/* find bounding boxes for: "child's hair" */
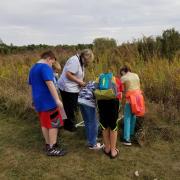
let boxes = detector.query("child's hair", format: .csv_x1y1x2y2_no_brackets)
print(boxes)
52,61,61,73
120,65,131,76
41,51,56,60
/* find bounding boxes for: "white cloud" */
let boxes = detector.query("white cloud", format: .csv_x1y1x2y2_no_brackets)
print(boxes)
0,0,179,45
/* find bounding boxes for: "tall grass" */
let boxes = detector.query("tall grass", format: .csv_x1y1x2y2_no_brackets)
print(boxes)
0,46,179,144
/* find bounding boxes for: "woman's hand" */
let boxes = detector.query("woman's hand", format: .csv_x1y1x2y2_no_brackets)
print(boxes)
78,81,86,87
66,71,86,87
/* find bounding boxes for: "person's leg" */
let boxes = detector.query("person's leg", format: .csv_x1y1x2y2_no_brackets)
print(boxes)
39,110,66,156
47,123,66,156
108,99,119,157
49,128,58,146
80,105,98,146
123,103,131,142
102,128,111,153
110,130,118,157
47,108,64,146
130,114,137,136
97,100,110,151
88,106,98,146
69,92,79,127
79,104,90,144
41,127,49,144
60,90,78,131
39,112,50,147
47,127,66,156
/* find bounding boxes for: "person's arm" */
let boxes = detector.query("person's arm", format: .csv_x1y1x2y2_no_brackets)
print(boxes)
66,71,86,87
45,81,63,109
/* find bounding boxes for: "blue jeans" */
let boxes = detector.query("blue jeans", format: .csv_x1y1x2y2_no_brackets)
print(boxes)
123,103,136,141
79,104,98,146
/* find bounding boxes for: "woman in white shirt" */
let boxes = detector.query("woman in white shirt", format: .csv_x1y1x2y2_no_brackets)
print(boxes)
58,49,94,132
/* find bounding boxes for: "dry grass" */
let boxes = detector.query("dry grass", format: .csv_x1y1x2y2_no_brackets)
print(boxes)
0,49,180,179
0,113,180,180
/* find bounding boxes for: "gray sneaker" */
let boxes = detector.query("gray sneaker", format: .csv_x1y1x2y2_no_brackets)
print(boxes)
89,143,104,150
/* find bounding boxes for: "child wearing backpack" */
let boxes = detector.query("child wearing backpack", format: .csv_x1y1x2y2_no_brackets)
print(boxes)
78,81,104,150
95,73,123,159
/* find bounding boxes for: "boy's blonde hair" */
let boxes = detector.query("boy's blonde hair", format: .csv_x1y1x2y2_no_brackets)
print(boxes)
52,61,61,73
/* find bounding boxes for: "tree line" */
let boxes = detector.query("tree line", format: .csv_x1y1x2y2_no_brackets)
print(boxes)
0,28,180,61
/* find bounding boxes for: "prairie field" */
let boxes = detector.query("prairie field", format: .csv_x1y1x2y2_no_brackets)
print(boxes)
0,32,180,179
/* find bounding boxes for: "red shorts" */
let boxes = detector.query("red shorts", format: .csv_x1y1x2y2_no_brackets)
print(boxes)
38,108,64,128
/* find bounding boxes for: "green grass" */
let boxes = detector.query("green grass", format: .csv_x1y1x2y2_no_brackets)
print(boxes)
0,113,180,180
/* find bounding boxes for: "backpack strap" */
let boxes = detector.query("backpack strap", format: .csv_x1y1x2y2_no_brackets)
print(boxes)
76,55,84,72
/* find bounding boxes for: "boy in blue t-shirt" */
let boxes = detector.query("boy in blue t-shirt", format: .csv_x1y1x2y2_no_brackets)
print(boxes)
28,51,66,156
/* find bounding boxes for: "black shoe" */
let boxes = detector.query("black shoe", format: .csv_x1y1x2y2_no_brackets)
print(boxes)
44,143,59,152
47,145,67,156
122,140,132,146
64,125,77,132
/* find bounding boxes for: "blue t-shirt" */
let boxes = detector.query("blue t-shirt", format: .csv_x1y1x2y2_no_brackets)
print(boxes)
28,63,57,112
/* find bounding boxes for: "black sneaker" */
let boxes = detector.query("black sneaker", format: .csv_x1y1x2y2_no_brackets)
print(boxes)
122,140,132,146
44,143,59,152
47,145,67,156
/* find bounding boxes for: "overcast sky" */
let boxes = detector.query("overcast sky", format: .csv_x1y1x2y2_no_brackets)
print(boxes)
0,0,180,45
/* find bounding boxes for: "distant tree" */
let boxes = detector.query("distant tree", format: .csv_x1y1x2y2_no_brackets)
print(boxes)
137,36,158,61
92,38,117,71
160,28,180,60
136,28,180,61
27,44,36,51
76,44,93,50
93,38,117,54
